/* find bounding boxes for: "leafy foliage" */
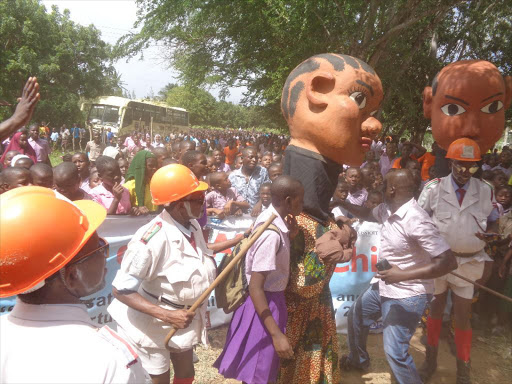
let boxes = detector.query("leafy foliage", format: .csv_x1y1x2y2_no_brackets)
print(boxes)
0,0,123,126
118,0,512,139
159,83,282,130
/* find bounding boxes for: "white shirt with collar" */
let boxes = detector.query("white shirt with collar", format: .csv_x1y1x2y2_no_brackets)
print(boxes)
0,301,149,383
418,174,494,264
108,209,216,350
372,198,450,299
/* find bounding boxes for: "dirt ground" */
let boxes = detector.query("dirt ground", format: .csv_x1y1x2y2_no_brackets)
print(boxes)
184,325,512,384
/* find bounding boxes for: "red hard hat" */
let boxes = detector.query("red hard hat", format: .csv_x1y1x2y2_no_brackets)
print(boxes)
0,187,106,297
150,164,208,205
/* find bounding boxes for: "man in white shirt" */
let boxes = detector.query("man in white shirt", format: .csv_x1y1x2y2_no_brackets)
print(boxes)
418,138,497,383
338,169,456,384
28,123,51,165
0,187,149,384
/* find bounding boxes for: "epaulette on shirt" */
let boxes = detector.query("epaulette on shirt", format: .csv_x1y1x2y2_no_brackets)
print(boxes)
97,326,139,368
423,178,440,190
140,222,162,244
482,179,495,201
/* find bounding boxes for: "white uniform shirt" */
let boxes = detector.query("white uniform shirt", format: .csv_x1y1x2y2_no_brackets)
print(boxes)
0,301,149,384
108,209,216,350
418,175,494,264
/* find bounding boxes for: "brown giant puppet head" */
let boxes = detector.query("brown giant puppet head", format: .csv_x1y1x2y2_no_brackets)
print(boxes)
423,60,512,153
281,54,384,166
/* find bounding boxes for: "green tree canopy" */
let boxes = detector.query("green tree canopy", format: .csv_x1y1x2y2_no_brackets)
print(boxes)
118,0,512,140
0,0,123,127
160,83,282,129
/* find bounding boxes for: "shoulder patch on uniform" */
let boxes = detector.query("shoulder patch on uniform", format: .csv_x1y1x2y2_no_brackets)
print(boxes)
482,179,494,190
424,178,440,189
140,222,162,244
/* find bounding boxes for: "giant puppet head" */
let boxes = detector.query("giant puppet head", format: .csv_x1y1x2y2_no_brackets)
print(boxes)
281,54,384,166
423,60,512,153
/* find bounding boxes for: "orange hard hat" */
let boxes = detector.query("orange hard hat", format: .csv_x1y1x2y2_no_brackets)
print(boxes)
0,187,106,297
150,164,208,205
445,138,481,161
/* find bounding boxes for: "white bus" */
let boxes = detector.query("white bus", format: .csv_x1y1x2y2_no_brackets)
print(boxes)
80,96,189,136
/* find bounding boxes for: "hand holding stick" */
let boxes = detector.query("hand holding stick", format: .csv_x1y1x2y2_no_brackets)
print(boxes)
164,213,277,350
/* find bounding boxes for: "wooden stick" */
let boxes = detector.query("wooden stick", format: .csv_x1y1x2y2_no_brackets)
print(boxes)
164,213,277,350
450,271,512,304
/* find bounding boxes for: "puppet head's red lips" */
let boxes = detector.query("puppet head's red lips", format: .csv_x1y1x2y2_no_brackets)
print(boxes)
360,137,372,151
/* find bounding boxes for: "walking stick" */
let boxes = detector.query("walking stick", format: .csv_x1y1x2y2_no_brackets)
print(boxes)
164,213,277,350
450,271,512,304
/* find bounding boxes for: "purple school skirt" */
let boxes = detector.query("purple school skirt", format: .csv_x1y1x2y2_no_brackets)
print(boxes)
213,291,287,384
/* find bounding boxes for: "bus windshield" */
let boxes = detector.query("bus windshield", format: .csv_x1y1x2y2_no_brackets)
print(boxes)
89,105,119,124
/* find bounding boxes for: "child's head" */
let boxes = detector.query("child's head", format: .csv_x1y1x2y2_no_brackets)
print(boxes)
13,156,34,169
210,172,231,193
61,153,73,162
365,151,376,162
346,168,361,189
118,158,129,177
261,152,273,169
181,150,208,179
3,150,19,167
492,169,507,189
481,169,494,183
364,190,383,210
162,157,178,167
151,147,169,169
360,167,375,190
30,163,53,188
268,162,283,182
53,162,81,199
488,155,498,168
271,175,304,216
0,167,33,192
89,169,100,189
496,186,512,209
372,172,384,190
212,150,224,165
234,156,242,170
272,153,283,163
260,182,272,207
72,152,90,175
96,156,122,189
145,156,158,183
334,181,349,201
206,155,217,173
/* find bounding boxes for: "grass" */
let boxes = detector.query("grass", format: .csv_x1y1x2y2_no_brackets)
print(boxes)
49,148,77,166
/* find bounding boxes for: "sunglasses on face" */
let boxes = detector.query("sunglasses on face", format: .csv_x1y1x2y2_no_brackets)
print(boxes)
452,163,479,174
69,237,109,266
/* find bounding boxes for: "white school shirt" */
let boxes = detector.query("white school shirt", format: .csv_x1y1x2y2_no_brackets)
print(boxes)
108,209,216,350
0,301,149,384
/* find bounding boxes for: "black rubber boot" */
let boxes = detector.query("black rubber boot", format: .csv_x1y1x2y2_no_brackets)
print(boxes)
456,358,471,384
418,344,438,382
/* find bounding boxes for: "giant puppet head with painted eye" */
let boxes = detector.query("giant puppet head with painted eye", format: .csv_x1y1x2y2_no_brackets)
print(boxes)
281,54,384,166
423,60,512,153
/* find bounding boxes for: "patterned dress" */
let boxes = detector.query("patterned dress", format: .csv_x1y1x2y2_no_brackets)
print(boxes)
278,214,340,384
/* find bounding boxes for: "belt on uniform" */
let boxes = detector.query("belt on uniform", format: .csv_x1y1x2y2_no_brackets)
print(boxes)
453,250,482,258
142,288,191,310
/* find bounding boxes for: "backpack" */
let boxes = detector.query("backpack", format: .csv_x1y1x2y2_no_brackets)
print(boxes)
215,224,280,314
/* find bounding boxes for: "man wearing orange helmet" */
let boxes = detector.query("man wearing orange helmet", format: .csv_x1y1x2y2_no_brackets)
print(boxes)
0,187,149,383
418,138,498,384
108,164,216,384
